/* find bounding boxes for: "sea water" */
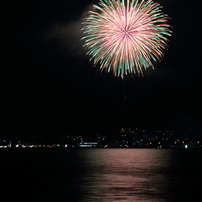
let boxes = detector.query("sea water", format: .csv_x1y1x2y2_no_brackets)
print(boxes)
1,148,202,201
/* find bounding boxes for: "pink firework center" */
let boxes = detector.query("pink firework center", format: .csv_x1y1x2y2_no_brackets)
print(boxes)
82,0,172,77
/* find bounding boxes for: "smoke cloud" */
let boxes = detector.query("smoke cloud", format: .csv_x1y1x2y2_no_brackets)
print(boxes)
43,3,95,57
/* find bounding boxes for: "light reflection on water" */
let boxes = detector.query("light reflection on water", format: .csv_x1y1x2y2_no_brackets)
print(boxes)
76,149,174,202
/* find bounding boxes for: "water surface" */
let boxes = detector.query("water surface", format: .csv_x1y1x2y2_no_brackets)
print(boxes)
1,148,201,201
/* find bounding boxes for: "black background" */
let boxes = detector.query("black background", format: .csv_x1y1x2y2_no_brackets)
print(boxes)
1,0,201,137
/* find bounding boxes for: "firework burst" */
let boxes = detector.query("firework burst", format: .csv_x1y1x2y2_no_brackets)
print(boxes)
82,0,172,78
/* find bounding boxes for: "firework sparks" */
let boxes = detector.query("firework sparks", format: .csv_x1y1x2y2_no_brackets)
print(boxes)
82,0,172,78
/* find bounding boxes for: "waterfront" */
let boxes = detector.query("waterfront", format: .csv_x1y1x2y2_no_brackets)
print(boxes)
1,129,201,149
1,148,202,201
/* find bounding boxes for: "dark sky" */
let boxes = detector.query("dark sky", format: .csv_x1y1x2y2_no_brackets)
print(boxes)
1,0,201,136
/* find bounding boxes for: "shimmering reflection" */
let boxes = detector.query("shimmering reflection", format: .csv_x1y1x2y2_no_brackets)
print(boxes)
74,149,171,202
75,149,178,202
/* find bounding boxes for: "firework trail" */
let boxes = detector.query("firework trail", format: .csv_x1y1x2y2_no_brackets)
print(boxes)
82,0,172,78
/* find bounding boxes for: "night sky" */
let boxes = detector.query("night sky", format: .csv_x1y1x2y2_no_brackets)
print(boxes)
1,0,201,136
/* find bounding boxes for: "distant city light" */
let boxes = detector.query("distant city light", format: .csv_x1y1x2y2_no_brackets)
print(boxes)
1,129,202,149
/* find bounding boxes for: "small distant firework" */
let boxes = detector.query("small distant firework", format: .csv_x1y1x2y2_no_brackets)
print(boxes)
82,0,172,78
